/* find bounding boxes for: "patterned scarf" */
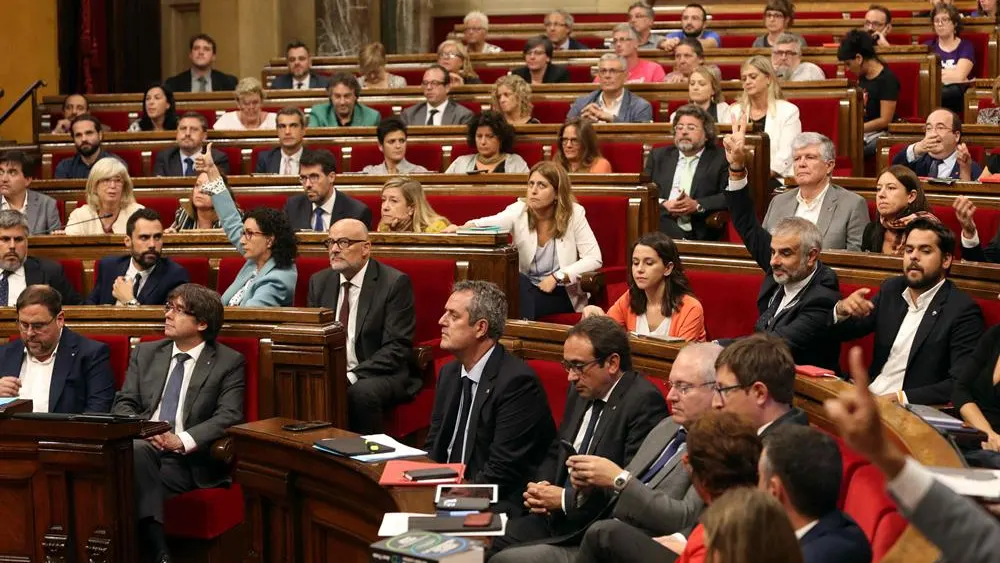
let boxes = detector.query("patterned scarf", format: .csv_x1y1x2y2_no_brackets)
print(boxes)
880,211,939,255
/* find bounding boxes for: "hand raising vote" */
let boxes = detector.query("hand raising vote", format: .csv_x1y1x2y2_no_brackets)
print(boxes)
194,143,222,182
723,115,748,169
953,196,979,239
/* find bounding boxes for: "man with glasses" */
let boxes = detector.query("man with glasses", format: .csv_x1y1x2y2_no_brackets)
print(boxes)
568,54,653,124
307,218,419,433
489,316,666,561
864,4,893,46
545,9,588,50
892,108,981,180
711,332,808,436
659,3,721,52
772,33,826,81
401,64,474,126
597,24,665,84
627,1,667,50
463,11,502,54
113,283,245,563
0,210,79,304
283,149,371,231
0,284,113,413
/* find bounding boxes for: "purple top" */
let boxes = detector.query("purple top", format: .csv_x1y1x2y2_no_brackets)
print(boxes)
926,38,976,77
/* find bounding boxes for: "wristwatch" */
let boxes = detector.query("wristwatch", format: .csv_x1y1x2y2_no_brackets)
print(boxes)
553,271,570,284
613,470,632,493
695,203,705,214
125,299,139,307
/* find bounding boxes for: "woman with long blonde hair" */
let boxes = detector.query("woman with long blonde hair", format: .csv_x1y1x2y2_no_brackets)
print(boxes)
729,55,801,179
65,157,145,235
377,177,451,233
437,40,481,86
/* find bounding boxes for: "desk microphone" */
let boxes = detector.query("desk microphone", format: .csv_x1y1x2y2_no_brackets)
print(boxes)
40,212,114,234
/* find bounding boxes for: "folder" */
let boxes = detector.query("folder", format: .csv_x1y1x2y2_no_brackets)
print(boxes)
379,460,465,486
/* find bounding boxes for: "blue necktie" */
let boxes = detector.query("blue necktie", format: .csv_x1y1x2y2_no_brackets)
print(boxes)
313,207,325,232
0,270,11,306
640,429,687,483
183,157,195,176
158,353,191,428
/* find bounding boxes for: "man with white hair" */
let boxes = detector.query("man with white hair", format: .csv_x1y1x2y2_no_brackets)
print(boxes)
568,54,653,123
772,33,826,81
545,9,588,50
463,11,502,54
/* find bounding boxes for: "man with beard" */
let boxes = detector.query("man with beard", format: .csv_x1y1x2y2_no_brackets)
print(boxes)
164,34,237,93
772,34,826,82
306,72,381,127
659,3,721,52
644,104,728,240
269,41,331,90
723,119,842,371
54,115,124,179
832,218,982,405
255,107,309,175
283,149,372,230
306,218,419,433
154,112,230,176
0,210,80,304
85,209,190,306
0,285,114,413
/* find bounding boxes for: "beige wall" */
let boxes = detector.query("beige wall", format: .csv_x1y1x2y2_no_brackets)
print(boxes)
434,0,631,17
0,0,59,143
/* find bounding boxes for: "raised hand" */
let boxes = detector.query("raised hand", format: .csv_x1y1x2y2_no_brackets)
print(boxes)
953,195,978,239
723,114,748,169
835,288,875,318
956,143,973,181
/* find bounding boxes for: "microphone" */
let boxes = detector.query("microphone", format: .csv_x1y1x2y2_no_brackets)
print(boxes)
40,212,114,234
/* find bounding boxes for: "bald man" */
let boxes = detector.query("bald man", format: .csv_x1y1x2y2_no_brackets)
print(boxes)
307,219,419,433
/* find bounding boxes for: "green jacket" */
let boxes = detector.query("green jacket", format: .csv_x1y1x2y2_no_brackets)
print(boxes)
308,101,381,127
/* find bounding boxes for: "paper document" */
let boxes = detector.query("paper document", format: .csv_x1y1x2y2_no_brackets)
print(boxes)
928,466,1000,500
379,512,509,537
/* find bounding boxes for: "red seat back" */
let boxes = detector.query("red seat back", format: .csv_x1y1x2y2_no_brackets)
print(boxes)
577,195,629,273
721,35,756,48
216,336,261,422
513,142,545,168
171,257,211,288
567,66,594,83
600,142,644,173
345,144,383,172
526,358,570,425
790,97,842,153
533,100,572,124
717,63,743,80
687,269,761,340
217,257,244,294
90,110,133,132
293,257,329,308
801,33,834,46
476,68,510,84
236,194,288,213
89,334,132,390
838,282,877,373
137,197,180,224
425,194,512,225
57,259,85,294
379,257,458,344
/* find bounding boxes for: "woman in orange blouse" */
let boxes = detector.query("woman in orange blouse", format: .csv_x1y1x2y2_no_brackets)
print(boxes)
583,231,706,341
555,118,612,173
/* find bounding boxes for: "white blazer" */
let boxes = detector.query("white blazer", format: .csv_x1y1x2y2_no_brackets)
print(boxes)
65,201,145,235
730,99,801,178
471,200,603,311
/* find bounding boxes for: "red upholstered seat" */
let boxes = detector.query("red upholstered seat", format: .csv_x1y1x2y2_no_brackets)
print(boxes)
801,34,834,46
567,66,594,83
980,299,1000,327
513,142,545,168
721,35,756,48
838,282,877,374
458,100,483,116
842,464,903,561
600,142,644,173
576,196,630,302
163,485,245,539
533,100,573,124
57,259,85,294
869,61,921,121
235,193,288,213
367,103,399,119
489,38,528,52
293,257,329,307
171,257,211,288
477,68,510,84
526,359,570,425
790,97,842,156
426,194,512,225
645,376,671,401
217,257,243,295
192,109,219,129
817,62,839,78
90,110,133,132
73,334,132,390
575,36,606,49
137,197,181,224
717,63,743,81
686,269,761,340
407,144,447,172
542,313,583,326
213,146,244,174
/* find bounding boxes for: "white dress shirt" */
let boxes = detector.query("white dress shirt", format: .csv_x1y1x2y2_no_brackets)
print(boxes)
795,519,820,539
867,278,947,400
191,70,212,92
1,194,27,214
906,145,958,179
19,330,61,412
120,260,156,305
5,265,26,307
794,183,831,226
446,344,495,461
335,260,370,384
178,148,201,174
312,191,337,232
293,76,311,90
776,267,818,316
597,90,624,118
151,341,206,453
279,147,304,176
887,457,936,511
425,100,450,126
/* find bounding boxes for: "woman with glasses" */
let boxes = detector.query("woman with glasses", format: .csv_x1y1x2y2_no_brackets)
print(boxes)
195,144,297,306
583,232,705,341
927,2,975,114
445,110,529,174
64,158,145,235
729,55,801,179
437,40,481,86
491,75,540,126
555,118,612,173
672,66,731,125
752,0,806,49
511,36,570,84
377,177,451,233
213,77,277,131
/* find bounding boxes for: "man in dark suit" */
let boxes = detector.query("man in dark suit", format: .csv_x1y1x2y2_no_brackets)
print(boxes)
954,195,1000,263
113,283,245,563
723,120,842,371
154,112,230,177
307,218,420,433
255,107,307,175
0,209,80,304
0,285,114,413
545,9,590,50
400,65,475,126
760,425,872,563
284,149,371,231
85,209,190,306
891,108,982,180
833,218,983,405
645,104,728,241
488,316,668,559
426,280,555,509
712,333,809,435
268,41,331,90
54,115,124,179
164,34,238,93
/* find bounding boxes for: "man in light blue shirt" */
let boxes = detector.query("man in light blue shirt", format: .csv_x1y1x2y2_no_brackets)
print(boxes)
660,3,722,52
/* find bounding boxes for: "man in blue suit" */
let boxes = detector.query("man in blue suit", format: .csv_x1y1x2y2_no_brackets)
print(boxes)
891,108,983,180
760,424,872,563
0,285,114,413
86,209,189,306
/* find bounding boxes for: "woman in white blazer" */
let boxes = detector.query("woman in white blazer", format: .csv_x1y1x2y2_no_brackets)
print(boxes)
445,161,602,319
729,55,801,179
64,157,145,235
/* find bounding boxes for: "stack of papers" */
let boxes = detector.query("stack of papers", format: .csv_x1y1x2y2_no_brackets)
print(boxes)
378,513,509,537
312,433,426,463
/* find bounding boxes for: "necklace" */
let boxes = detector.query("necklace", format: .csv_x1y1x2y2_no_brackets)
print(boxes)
476,153,506,166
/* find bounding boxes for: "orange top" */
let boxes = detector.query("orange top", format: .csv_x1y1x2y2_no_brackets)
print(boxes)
606,292,707,342
587,157,613,174
677,524,706,563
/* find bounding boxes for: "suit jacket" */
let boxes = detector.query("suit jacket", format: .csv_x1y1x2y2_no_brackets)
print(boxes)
761,184,870,251
892,147,984,180
730,101,801,177
511,64,571,84
85,255,190,306
832,276,983,405
959,227,1000,263
800,510,872,563
254,147,291,174
425,345,556,509
565,38,590,50
16,190,61,234
307,259,421,395
269,72,331,90
894,478,1000,563
760,406,810,438
726,184,842,371
400,99,475,126
24,256,82,305
164,69,238,93
643,144,728,240
154,146,231,177
0,328,114,414
567,89,653,123
284,192,372,231
113,339,245,487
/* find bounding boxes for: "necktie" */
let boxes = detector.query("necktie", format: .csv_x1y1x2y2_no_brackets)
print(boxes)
577,400,606,455
677,156,696,231
338,281,351,328
183,157,195,176
313,207,325,232
426,108,439,126
296,82,303,90
133,272,143,301
283,156,293,176
158,353,191,428
196,76,208,92
449,376,475,463
756,286,786,332
639,429,687,483
0,270,11,306
928,158,943,178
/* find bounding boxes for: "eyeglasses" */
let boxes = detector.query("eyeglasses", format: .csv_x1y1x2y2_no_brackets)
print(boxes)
764,11,786,19
421,80,446,88
772,49,799,58
714,383,750,396
299,173,325,185
241,229,266,240
924,124,955,133
669,381,717,396
439,52,464,60
560,137,581,145
323,237,366,250
597,68,625,76
561,358,604,374
674,124,702,133
17,317,56,333
164,302,194,316
544,21,569,28
933,17,952,25
464,26,486,33
864,20,887,29
611,37,635,44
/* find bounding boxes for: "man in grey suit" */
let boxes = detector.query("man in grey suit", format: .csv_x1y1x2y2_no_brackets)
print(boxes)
154,112,230,177
269,41,331,90
828,347,1000,563
496,343,720,563
112,283,245,563
400,65,475,126
761,132,869,251
0,150,60,234
567,54,653,124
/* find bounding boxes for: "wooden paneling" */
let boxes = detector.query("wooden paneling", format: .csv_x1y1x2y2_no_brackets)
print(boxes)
0,0,59,143
160,0,203,80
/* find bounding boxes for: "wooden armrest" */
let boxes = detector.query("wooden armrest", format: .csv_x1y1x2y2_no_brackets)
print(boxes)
705,211,730,230
210,437,234,465
579,270,606,304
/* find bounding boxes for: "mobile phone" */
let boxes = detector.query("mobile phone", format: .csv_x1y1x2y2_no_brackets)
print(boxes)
559,439,577,457
281,421,333,432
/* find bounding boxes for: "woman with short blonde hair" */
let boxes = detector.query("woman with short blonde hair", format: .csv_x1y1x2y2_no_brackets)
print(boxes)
491,75,538,125
213,77,277,130
377,177,451,233
65,157,145,234
437,40,481,86
358,42,407,89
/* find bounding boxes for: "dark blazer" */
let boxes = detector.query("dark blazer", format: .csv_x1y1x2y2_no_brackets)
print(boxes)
269,72,332,90
800,510,873,563
960,227,1000,263
307,259,420,396
565,38,590,50
154,146,231,177
85,256,190,306
24,256,82,305
832,276,983,405
644,144,728,240
954,325,1000,430
254,147,283,174
426,345,556,509
112,339,246,488
891,147,983,180
283,192,372,231
511,64,571,84
725,185,842,371
759,406,810,438
0,328,114,414
164,69,238,93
